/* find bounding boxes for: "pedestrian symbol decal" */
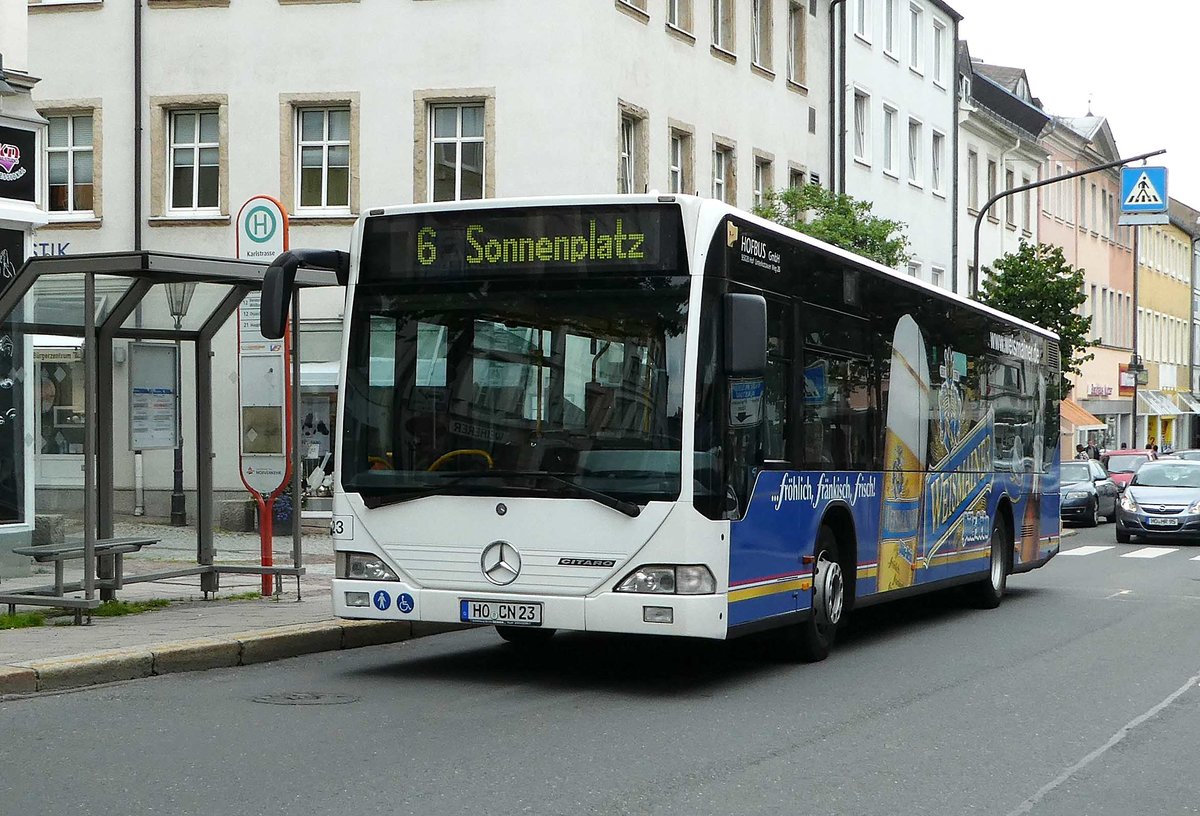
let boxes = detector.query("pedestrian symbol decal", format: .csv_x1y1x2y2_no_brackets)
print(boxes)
1124,172,1162,207
372,590,391,611
397,593,415,614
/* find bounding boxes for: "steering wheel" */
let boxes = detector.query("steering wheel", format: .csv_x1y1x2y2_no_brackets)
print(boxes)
427,448,494,472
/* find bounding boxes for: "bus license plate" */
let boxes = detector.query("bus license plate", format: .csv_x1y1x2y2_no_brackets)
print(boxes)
460,599,543,626
1146,517,1179,527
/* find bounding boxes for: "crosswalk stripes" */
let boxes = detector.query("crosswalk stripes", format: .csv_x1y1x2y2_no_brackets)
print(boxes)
1060,545,1114,556
1193,554,1200,562
1121,547,1178,559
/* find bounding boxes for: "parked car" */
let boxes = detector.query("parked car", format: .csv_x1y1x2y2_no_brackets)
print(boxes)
1115,459,1200,543
1100,450,1155,491
1059,460,1118,526
1169,449,1200,462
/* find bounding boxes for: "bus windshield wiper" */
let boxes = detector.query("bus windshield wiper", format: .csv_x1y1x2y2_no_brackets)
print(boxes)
359,470,641,517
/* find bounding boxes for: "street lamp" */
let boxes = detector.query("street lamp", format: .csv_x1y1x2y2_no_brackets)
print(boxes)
164,281,195,527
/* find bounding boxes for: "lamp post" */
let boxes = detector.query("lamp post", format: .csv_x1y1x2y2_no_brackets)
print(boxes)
164,282,195,527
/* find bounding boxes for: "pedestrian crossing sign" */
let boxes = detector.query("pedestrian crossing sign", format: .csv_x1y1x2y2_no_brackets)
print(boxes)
1120,166,1168,214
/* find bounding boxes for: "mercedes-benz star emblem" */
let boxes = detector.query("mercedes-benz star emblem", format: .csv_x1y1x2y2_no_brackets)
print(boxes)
481,541,521,585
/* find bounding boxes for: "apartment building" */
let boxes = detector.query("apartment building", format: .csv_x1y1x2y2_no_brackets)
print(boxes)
0,2,47,575
956,49,1048,293
23,0,830,516
837,0,960,290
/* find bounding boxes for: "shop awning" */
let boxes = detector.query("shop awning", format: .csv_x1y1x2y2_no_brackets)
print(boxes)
1176,392,1200,413
1138,389,1182,416
1061,399,1106,430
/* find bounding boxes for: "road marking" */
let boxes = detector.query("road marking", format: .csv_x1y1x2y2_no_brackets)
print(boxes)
1192,554,1200,561
1006,670,1200,816
1060,545,1115,556
1104,589,1133,599
1121,547,1178,559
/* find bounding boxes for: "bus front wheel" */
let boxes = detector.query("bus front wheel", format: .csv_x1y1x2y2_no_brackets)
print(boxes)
967,516,1010,609
782,525,844,663
495,625,557,646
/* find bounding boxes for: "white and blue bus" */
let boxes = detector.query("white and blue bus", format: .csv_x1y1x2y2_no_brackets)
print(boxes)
261,194,1060,661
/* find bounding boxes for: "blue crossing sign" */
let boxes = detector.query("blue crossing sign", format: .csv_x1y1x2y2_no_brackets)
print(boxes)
1120,166,1168,214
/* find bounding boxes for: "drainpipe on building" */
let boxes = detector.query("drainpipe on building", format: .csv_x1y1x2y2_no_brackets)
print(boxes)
828,0,846,193
133,0,145,514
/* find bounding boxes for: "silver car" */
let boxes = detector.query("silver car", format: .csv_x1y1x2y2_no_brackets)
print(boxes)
1115,459,1200,544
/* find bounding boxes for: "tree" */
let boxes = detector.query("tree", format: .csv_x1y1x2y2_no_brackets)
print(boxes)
754,184,911,268
977,241,1092,395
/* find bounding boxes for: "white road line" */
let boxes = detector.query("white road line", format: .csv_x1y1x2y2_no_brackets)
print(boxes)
1192,554,1200,562
1121,547,1179,559
1060,545,1115,556
1006,670,1200,816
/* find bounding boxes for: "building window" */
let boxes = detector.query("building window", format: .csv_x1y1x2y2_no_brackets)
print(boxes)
932,20,945,84
668,124,695,195
1005,169,1016,225
908,3,922,71
712,0,734,51
1079,178,1088,232
967,148,978,210
669,134,684,194
882,105,898,176
789,165,807,189
884,0,897,54
753,155,773,208
169,109,219,211
853,0,868,39
430,102,485,202
907,119,921,185
668,0,693,31
853,90,869,163
931,266,944,288
618,103,648,194
987,158,997,206
296,107,350,211
788,1,807,85
1021,174,1031,232
930,131,944,193
752,0,773,69
620,116,636,194
907,261,921,278
712,141,735,203
46,114,94,214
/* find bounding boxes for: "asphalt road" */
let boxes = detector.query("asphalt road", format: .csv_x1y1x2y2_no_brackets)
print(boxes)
3,523,1200,816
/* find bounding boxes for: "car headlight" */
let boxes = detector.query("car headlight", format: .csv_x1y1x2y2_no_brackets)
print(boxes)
1187,500,1200,514
1119,493,1140,513
342,551,400,581
1065,490,1091,500
615,565,716,595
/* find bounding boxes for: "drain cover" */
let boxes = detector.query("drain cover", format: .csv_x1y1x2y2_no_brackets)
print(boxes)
252,692,360,706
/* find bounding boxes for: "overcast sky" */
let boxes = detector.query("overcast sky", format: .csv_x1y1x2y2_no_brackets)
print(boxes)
950,0,1198,214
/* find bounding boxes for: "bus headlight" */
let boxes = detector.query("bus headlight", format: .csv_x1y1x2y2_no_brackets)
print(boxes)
615,565,715,595
343,552,400,581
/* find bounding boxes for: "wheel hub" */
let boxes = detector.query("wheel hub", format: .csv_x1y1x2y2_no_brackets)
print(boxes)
814,555,844,627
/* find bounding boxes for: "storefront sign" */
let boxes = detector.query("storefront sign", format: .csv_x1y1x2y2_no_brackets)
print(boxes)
30,242,71,257
1118,364,1136,397
1088,383,1113,397
0,126,37,203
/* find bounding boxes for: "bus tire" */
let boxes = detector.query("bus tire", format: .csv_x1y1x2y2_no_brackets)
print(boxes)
967,515,1010,609
782,525,844,663
495,625,556,646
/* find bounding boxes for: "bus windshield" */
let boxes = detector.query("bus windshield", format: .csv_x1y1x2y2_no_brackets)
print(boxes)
341,205,689,508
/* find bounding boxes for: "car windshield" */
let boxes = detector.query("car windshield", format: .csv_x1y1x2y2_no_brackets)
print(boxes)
1131,463,1200,488
1175,450,1200,461
1060,462,1093,483
1106,454,1148,473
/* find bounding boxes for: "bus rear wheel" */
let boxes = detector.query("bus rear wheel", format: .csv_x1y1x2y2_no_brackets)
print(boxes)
967,516,1009,609
782,525,844,663
495,625,557,646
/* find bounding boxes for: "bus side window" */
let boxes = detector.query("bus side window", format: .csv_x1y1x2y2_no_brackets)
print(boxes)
762,298,793,466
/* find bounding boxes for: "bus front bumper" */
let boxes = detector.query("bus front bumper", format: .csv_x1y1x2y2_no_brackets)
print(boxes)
331,578,729,640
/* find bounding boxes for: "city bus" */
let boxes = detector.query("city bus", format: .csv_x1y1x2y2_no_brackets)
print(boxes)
260,194,1060,662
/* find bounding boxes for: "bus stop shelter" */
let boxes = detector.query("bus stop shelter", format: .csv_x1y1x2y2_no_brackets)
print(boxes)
0,251,338,619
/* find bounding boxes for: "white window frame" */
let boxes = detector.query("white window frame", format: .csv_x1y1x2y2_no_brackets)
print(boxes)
932,20,946,85
295,106,351,212
907,118,922,186
167,109,220,213
883,0,897,56
619,115,636,194
930,130,944,194
882,105,898,177
669,134,684,194
428,102,486,202
45,112,95,216
967,148,979,210
751,0,771,68
787,1,807,85
853,0,869,40
853,89,870,164
712,0,733,51
712,141,735,204
753,156,773,209
908,2,923,72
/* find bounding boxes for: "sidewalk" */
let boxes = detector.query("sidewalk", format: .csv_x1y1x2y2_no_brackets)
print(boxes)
0,519,459,695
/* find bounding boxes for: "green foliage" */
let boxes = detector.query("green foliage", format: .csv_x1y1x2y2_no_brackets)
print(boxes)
754,185,911,268
978,241,1092,394
0,611,46,629
90,598,171,617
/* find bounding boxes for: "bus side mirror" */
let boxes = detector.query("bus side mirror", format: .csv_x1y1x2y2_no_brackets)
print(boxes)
260,249,350,340
724,293,767,376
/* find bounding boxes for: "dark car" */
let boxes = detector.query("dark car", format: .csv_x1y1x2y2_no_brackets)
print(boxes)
1059,460,1118,526
1101,450,1155,491
1115,459,1200,543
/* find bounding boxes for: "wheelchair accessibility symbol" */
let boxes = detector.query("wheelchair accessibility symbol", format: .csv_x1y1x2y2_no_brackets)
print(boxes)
397,593,415,614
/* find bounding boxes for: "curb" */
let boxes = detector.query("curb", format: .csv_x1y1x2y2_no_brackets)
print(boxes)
1,619,466,695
